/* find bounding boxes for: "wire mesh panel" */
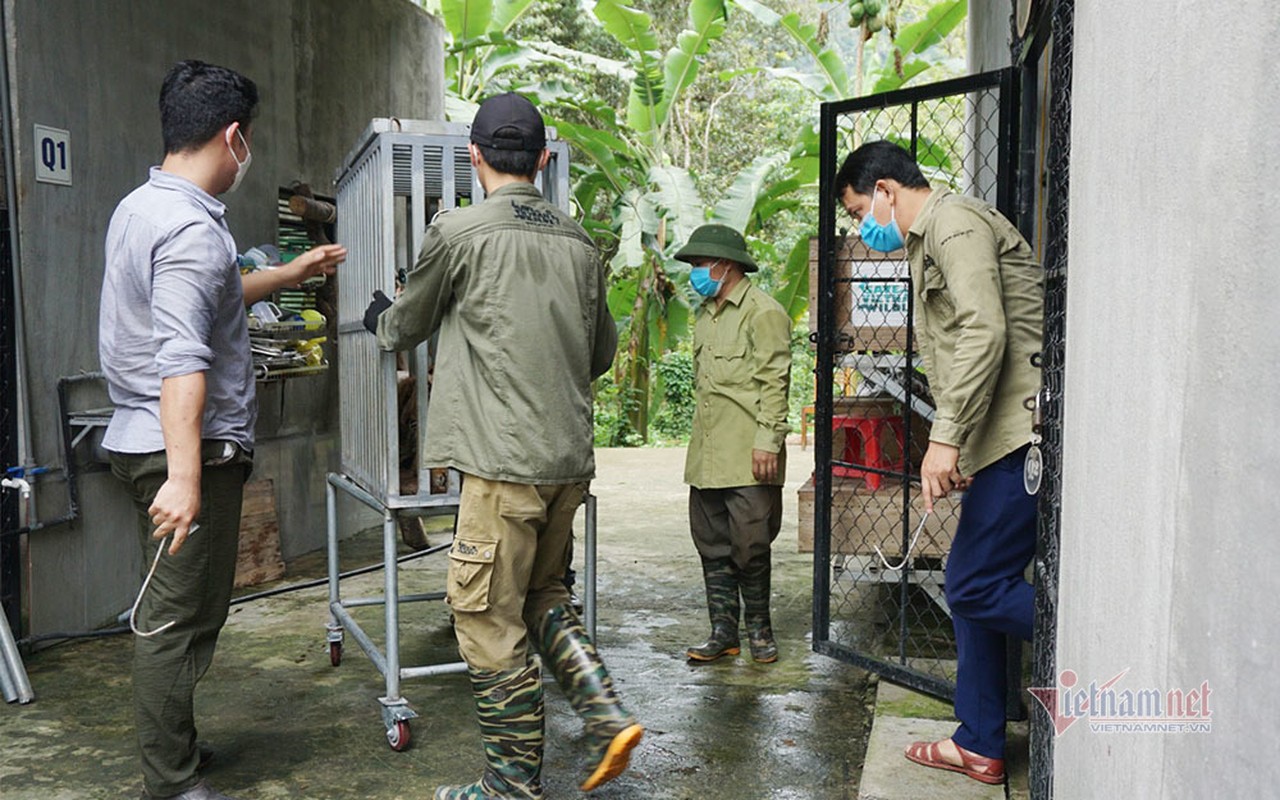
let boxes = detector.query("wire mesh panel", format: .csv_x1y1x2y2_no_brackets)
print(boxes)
334,120,570,508
814,71,1016,700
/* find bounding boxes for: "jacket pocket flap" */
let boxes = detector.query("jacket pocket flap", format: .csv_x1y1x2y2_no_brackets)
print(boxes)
713,343,749,359
922,265,947,292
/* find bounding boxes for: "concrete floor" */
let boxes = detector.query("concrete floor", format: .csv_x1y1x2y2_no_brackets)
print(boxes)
0,446,875,800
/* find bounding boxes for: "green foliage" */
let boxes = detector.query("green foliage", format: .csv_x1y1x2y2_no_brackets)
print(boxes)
772,237,812,323
421,0,967,446
894,0,968,54
593,378,645,447
868,0,968,92
651,349,696,442
788,333,817,433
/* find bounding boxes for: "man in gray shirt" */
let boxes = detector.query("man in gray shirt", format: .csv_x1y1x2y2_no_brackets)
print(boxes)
99,60,344,800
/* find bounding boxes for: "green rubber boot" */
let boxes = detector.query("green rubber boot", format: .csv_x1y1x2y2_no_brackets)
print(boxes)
740,559,778,663
686,557,741,662
434,661,544,800
536,605,644,791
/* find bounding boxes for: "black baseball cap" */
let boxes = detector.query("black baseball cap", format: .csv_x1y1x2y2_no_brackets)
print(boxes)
470,92,547,151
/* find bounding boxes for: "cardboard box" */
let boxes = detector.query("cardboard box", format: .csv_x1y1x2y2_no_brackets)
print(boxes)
797,474,958,558
808,236,910,352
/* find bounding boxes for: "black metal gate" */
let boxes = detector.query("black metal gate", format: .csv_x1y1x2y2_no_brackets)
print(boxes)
1025,1,1075,797
812,7,1073,795
813,69,1018,701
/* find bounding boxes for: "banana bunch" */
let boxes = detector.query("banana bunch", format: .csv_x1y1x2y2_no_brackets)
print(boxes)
848,0,886,32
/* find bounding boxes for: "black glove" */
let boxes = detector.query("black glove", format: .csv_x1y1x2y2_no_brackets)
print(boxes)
363,290,392,334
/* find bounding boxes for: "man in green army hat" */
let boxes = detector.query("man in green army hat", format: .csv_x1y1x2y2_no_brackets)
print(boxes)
675,224,792,665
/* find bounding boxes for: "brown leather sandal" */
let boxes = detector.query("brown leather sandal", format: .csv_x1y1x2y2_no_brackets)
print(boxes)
904,738,1006,785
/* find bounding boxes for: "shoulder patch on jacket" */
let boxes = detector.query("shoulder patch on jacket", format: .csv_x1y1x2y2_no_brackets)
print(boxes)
510,200,559,228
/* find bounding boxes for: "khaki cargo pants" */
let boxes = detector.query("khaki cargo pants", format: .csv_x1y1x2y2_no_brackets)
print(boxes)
448,474,585,671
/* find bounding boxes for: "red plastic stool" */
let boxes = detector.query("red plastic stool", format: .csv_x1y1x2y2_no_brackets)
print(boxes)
831,408,905,490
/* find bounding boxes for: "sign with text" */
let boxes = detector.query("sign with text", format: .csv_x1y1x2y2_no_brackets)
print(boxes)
850,255,909,329
34,125,71,186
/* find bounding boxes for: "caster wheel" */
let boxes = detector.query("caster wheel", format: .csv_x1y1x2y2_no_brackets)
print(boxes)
329,641,342,667
387,720,411,751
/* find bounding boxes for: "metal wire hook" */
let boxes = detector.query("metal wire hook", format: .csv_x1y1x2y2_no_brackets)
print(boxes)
873,510,930,572
128,524,199,638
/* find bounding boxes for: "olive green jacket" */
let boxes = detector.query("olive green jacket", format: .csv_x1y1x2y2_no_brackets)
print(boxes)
377,182,616,484
684,277,792,489
905,188,1044,476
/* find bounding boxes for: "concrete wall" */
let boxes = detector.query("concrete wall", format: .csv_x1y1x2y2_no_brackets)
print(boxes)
6,0,443,635
1055,1,1280,796
968,0,1011,72
964,0,1010,207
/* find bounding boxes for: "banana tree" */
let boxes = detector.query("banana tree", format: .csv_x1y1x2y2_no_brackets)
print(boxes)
550,0,827,440
543,0,732,441
418,0,632,119
421,0,858,442
721,0,967,332
732,0,967,99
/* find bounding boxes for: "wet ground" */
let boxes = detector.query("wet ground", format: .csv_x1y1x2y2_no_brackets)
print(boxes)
0,446,873,800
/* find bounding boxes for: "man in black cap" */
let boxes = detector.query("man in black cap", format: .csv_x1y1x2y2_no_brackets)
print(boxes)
364,92,640,800
674,224,792,665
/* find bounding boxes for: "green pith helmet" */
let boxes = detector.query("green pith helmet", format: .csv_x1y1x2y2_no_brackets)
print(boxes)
673,224,758,272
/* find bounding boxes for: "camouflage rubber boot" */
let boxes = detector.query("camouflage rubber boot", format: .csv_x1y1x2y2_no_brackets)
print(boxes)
740,559,778,663
434,661,545,800
535,605,644,791
686,557,741,662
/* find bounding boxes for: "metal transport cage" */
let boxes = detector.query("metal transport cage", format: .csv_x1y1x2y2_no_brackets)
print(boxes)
326,119,593,751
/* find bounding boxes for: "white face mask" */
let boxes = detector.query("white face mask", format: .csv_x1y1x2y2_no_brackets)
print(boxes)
225,127,252,193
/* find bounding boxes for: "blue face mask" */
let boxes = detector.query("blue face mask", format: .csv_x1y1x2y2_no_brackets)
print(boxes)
859,189,904,252
690,264,724,297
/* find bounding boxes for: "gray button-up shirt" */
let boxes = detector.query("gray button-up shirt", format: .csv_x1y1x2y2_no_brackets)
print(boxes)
99,167,256,453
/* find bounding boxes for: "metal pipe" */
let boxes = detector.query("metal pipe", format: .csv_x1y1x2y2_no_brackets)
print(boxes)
0,604,33,703
342,591,445,609
0,652,16,702
327,472,385,513
400,662,468,679
1,371,106,539
326,480,340,620
329,602,388,676
381,510,401,700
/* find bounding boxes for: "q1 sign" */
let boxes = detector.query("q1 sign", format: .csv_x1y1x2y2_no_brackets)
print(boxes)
34,125,72,186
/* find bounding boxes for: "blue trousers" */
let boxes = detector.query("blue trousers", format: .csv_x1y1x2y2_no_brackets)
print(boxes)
945,446,1037,760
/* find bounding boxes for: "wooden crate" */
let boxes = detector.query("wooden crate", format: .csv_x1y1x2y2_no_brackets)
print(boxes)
235,479,286,588
808,236,910,352
797,474,958,558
